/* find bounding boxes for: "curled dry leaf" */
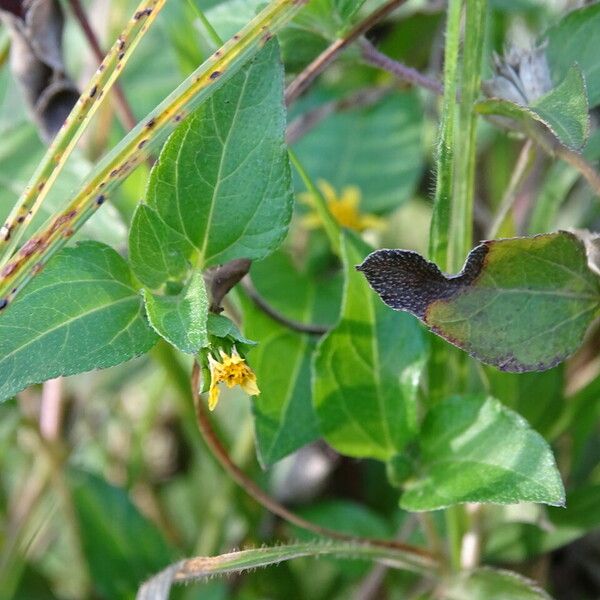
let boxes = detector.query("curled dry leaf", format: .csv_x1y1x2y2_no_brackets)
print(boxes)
0,0,78,141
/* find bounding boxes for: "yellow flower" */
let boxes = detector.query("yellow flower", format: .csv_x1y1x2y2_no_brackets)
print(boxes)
300,180,384,232
207,349,260,411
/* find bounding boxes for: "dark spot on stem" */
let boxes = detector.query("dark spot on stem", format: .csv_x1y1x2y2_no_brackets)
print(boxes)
134,8,152,19
137,139,148,149
210,70,222,80
146,118,156,129
1,262,16,277
0,299,8,311
90,85,98,98
20,238,41,257
96,194,106,205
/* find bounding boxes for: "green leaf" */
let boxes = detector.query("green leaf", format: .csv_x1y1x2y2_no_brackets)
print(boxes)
444,567,553,600
400,396,565,511
240,251,341,466
0,242,157,401
546,2,600,108
530,66,590,150
313,232,427,461
208,313,255,345
70,470,174,599
143,270,208,354
294,0,367,38
131,40,292,284
358,231,600,372
292,92,425,213
477,66,590,150
128,204,192,289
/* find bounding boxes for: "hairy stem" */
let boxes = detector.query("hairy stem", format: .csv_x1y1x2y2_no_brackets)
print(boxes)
428,0,461,268
359,38,443,95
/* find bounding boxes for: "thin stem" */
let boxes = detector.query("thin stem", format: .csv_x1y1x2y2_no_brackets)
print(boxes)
186,0,224,47
284,0,408,106
67,0,137,130
0,0,165,266
488,139,534,239
359,39,444,95
190,361,437,567
0,0,307,309
555,144,600,197
288,148,341,255
241,276,329,335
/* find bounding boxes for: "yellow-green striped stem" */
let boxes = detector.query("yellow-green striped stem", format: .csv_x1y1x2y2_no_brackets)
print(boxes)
0,0,165,265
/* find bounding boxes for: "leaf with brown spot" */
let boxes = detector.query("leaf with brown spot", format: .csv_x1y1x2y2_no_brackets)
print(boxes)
357,231,600,372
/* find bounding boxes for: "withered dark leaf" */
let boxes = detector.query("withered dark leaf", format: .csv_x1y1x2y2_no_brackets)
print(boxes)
0,0,78,141
357,232,600,372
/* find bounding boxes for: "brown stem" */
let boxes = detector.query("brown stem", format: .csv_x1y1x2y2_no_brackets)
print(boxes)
67,0,137,130
284,0,408,106
190,361,436,563
359,38,444,95
286,85,392,145
240,277,329,335
556,144,600,198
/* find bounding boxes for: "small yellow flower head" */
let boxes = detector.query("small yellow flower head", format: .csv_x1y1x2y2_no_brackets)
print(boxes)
207,348,260,411
300,179,384,233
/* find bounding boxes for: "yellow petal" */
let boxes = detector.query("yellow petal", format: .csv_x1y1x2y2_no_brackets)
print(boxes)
340,186,361,209
208,382,220,411
317,179,337,203
241,375,260,396
301,213,322,229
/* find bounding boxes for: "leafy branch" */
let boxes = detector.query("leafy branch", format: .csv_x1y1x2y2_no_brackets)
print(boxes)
190,361,437,570
0,0,308,309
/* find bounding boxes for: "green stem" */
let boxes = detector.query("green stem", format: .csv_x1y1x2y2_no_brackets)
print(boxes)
0,0,307,310
448,0,486,270
0,0,166,266
139,540,436,596
428,0,461,269
445,505,465,572
488,139,534,239
427,0,487,573
187,0,224,47
288,149,341,255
